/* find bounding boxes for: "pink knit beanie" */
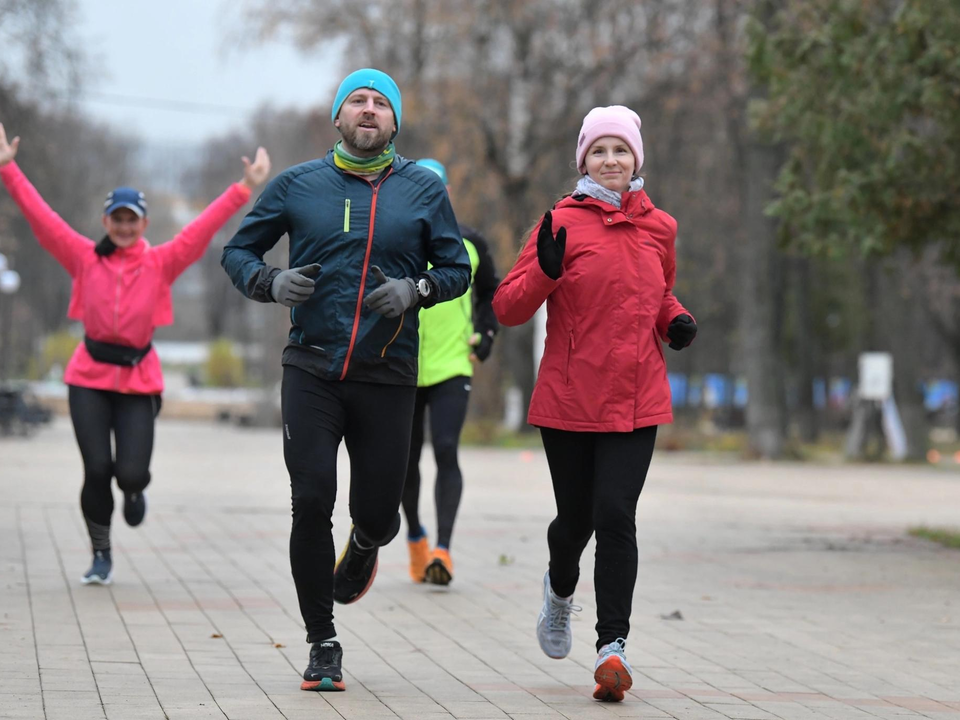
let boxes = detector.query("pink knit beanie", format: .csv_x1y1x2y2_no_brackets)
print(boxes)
575,105,644,174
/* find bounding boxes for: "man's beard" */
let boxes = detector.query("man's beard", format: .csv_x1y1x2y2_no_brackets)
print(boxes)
340,119,392,154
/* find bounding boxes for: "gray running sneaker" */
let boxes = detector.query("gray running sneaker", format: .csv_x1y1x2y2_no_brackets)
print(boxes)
81,549,113,585
536,570,581,659
594,637,633,702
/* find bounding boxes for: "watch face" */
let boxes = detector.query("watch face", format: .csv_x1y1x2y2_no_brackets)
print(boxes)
418,278,431,296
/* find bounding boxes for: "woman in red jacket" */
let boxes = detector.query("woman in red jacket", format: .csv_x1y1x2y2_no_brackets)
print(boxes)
0,123,270,585
493,106,697,703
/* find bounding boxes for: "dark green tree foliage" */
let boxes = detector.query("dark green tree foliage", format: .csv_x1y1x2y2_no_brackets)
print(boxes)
748,0,960,264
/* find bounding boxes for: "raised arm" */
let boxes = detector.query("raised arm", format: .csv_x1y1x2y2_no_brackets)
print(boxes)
155,147,270,283
220,168,292,303
0,124,91,276
493,213,563,327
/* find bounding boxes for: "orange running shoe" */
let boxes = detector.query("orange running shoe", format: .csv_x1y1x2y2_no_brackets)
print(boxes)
424,547,454,586
408,536,430,583
593,638,633,702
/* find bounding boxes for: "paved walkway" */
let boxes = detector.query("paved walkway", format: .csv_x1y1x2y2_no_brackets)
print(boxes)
2,418,960,719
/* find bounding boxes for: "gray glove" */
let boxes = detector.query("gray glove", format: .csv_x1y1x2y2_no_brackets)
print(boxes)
270,263,321,307
364,265,417,318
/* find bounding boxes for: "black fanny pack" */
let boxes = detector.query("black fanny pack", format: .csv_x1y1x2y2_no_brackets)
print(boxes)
84,336,153,367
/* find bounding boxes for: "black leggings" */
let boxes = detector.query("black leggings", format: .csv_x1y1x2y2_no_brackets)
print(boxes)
539,425,657,650
68,385,161,551
401,375,471,549
281,366,417,643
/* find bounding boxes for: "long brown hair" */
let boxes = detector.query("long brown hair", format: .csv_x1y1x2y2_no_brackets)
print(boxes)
517,191,576,256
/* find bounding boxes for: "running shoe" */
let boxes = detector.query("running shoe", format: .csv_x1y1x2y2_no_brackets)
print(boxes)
408,535,430,583
593,638,633,702
301,640,345,691
333,526,378,604
536,570,580,659
424,547,454,586
80,549,113,585
123,491,147,527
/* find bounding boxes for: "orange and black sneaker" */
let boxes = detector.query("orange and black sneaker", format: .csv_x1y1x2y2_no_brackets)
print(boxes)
408,536,430,583
333,526,379,604
593,638,633,702
301,640,345,692
424,547,454,586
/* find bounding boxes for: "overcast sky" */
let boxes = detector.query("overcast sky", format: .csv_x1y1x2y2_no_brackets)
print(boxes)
73,0,343,146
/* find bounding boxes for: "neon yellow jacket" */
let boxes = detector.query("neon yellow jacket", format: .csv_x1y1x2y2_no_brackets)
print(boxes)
417,238,480,386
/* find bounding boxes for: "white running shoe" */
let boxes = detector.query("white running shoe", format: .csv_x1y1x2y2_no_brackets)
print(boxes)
536,571,581,659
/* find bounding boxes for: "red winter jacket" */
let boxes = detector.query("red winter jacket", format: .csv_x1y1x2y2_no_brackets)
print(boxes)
493,190,691,432
0,161,252,394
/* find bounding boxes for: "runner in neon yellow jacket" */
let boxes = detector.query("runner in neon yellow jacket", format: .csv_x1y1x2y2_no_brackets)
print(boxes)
403,158,500,585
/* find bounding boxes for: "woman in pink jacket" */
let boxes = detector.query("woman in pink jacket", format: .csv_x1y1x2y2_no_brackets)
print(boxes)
0,123,270,585
493,106,697,702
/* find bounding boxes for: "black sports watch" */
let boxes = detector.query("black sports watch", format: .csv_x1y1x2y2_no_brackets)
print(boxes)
416,277,432,300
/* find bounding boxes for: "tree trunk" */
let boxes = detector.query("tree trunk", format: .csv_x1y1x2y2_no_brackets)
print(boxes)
738,2,787,459
792,257,819,442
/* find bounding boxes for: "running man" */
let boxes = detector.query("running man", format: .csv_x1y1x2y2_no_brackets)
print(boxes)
220,69,470,693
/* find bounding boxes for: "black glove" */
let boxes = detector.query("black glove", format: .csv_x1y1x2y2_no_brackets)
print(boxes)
364,265,418,318
270,263,321,307
667,314,697,351
536,210,566,280
469,329,496,362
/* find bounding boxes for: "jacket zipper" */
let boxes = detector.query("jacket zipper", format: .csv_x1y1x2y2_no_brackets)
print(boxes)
113,256,125,389
340,168,393,380
343,198,351,232
381,313,404,357
565,331,575,384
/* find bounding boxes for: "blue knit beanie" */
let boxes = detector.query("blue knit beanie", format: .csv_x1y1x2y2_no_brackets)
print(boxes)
331,69,402,138
416,158,448,185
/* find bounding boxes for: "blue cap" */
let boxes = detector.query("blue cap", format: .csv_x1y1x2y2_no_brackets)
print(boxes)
103,187,147,218
416,158,449,185
331,68,402,138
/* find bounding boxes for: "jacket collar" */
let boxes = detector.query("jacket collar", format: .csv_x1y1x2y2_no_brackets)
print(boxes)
323,149,415,174
556,189,655,216
111,237,149,261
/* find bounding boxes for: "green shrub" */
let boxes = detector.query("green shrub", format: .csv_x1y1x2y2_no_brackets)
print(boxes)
205,338,245,387
32,330,81,380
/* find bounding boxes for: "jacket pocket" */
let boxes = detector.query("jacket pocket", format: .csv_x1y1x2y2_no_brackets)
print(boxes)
564,331,575,385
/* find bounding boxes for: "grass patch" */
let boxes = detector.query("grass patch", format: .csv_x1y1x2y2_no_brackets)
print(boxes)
909,526,960,549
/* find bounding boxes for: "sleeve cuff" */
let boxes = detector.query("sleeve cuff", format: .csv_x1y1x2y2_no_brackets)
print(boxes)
0,161,22,183
246,265,282,303
232,182,253,201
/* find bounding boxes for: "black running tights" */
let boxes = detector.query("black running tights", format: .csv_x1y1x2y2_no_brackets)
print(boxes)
539,425,657,650
68,385,160,551
401,375,471,549
281,366,417,643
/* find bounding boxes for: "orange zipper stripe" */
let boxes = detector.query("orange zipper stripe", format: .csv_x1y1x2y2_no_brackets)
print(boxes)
340,168,393,380
381,313,404,358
